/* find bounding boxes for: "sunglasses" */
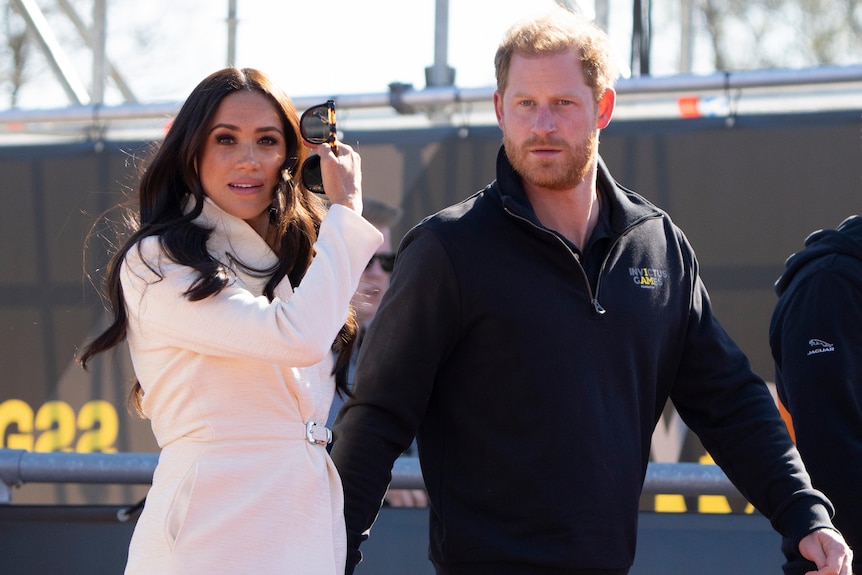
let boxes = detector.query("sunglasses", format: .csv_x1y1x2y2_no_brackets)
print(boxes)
365,253,395,273
299,100,337,195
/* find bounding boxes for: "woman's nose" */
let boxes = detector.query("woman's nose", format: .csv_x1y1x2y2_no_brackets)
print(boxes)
238,143,261,167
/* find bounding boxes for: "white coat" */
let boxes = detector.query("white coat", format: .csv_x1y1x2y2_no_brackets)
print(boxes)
122,197,382,574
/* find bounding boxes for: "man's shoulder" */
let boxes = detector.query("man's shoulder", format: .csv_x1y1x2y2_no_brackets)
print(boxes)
399,185,499,257
417,184,497,230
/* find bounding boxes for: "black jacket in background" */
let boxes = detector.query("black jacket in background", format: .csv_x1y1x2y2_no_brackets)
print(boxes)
333,147,834,575
770,215,862,574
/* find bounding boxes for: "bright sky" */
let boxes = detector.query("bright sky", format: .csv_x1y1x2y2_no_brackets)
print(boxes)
13,0,678,109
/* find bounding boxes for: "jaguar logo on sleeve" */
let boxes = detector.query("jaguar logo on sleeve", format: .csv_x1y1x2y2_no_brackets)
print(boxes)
806,339,835,356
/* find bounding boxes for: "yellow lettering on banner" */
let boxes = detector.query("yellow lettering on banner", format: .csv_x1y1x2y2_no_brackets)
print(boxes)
34,401,77,452
77,400,119,453
0,398,120,453
0,399,35,451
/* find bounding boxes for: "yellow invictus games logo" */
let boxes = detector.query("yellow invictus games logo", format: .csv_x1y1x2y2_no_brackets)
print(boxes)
629,267,669,289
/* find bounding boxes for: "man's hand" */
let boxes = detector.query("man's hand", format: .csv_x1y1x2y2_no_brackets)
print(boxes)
799,528,853,575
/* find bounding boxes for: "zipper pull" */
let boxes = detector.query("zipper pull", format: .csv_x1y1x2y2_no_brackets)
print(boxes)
591,298,606,315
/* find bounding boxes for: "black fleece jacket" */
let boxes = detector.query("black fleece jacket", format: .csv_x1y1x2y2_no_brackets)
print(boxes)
332,147,834,575
770,215,862,574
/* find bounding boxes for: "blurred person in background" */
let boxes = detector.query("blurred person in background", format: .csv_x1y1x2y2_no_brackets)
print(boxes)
328,198,427,508
770,215,862,575
327,198,402,427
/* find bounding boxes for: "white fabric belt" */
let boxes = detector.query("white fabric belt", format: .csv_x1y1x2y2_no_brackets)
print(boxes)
305,421,332,446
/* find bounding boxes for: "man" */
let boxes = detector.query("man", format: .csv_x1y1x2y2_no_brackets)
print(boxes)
770,215,862,575
332,9,852,575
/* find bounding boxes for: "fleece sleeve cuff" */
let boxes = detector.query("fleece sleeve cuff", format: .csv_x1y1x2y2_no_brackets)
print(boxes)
772,495,834,547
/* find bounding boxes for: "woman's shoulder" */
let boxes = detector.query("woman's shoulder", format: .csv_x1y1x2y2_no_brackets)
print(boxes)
121,235,171,283
124,235,163,265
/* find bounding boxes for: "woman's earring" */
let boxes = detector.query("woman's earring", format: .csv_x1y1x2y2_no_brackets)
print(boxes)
271,170,290,213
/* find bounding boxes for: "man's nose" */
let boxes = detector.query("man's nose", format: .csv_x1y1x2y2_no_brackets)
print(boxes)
533,106,556,134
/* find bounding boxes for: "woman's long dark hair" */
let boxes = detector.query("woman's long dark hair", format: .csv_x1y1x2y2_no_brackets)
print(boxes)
79,68,357,414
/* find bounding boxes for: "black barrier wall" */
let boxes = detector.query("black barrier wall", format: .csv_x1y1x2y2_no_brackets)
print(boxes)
1,109,861,505
0,506,784,575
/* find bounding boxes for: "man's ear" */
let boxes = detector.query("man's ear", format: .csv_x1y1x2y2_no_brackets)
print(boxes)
596,87,616,129
493,91,504,129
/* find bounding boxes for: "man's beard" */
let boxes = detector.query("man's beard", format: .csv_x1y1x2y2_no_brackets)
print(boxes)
504,130,598,191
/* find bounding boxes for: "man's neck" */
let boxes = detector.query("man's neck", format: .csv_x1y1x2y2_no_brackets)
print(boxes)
524,179,602,250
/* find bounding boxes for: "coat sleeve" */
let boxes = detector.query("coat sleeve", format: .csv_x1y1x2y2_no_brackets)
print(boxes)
122,204,382,367
330,224,458,573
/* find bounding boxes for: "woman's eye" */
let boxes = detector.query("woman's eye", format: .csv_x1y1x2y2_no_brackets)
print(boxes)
215,134,235,145
259,135,279,146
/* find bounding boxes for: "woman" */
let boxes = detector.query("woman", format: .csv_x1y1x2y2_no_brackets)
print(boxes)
79,68,382,573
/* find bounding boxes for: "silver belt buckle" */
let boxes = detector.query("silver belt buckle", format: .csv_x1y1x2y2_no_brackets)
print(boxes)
306,421,332,446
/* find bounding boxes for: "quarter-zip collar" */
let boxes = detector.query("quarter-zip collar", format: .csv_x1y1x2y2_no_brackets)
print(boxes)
492,146,661,241
491,146,662,317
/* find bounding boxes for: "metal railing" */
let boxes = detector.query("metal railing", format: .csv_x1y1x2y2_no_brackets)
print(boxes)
1,63,862,130
0,448,742,504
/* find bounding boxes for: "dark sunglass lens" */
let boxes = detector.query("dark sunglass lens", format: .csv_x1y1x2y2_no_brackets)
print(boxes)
300,105,332,144
366,254,396,272
300,155,325,194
